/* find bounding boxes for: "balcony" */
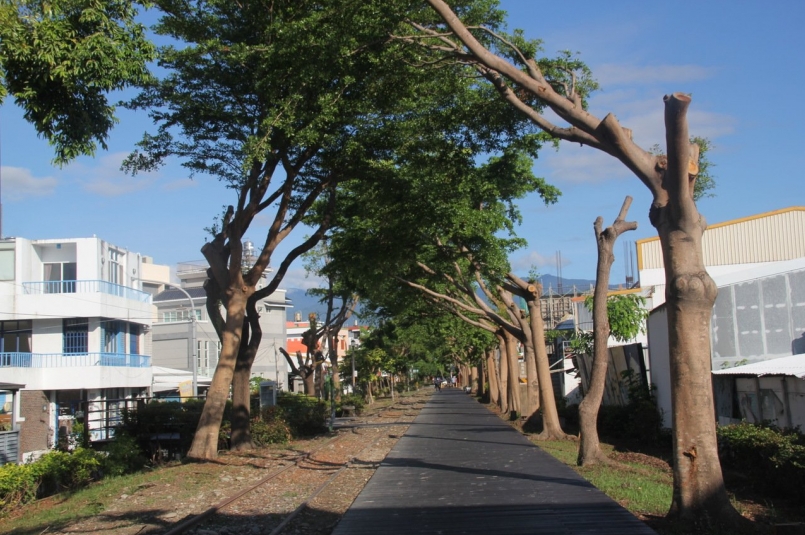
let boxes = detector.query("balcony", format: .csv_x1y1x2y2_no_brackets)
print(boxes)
21,280,151,303
0,352,151,368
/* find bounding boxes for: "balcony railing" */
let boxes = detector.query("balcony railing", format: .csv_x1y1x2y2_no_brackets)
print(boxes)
21,280,152,303
0,352,151,368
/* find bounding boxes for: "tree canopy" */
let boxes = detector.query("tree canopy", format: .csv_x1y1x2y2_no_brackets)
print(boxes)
0,0,154,163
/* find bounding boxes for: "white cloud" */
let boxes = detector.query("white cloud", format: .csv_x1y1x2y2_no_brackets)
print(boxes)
595,63,714,87
543,144,632,184
510,250,556,272
68,152,159,196
161,178,197,192
1,166,58,200
278,267,323,290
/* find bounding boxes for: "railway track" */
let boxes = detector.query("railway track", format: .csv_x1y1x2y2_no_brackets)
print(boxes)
161,398,428,535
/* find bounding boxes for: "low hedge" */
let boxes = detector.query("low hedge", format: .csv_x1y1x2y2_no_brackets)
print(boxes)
0,448,104,515
717,422,805,503
277,393,328,437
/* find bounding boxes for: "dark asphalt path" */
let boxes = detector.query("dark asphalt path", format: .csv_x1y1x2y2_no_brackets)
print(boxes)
331,388,657,535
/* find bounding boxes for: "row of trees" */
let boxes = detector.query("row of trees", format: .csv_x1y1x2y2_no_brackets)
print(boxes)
1,0,740,528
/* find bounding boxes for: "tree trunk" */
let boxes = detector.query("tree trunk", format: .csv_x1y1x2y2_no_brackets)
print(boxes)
230,297,262,452
504,330,521,417
230,350,253,451
303,368,316,395
471,365,479,395
486,349,499,406
328,334,341,400
521,342,540,424
188,289,249,460
496,334,508,413
660,96,740,524
528,284,567,440
578,197,637,466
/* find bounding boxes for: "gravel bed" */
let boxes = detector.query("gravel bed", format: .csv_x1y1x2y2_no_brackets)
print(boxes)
37,390,431,535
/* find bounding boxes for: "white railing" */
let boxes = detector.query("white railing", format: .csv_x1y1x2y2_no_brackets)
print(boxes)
0,352,151,368
21,280,151,303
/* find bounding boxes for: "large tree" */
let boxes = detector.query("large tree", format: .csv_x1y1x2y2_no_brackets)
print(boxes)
0,0,154,164
125,0,519,459
413,1,744,525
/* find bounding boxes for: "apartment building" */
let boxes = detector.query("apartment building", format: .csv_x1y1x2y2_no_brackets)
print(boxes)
0,237,153,463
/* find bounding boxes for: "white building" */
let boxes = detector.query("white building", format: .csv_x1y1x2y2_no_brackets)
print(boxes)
0,237,154,462
641,207,805,428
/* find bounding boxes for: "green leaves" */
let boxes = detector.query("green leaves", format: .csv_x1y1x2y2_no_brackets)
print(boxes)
0,0,155,164
584,293,648,343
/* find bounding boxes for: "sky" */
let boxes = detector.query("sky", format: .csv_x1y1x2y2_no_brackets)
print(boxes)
1,0,803,290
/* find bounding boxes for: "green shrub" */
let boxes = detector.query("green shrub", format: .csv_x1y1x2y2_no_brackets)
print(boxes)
101,434,147,477
0,448,104,515
0,463,38,513
251,407,291,445
338,393,365,415
277,393,327,437
717,422,805,502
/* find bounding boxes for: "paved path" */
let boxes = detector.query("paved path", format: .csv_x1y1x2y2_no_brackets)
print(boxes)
332,389,656,535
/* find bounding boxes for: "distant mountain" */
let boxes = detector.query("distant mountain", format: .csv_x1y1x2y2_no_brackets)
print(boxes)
537,274,635,295
284,275,621,321
537,274,596,295
284,288,328,322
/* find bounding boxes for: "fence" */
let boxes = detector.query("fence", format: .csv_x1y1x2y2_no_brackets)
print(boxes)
0,352,150,368
72,396,206,459
21,280,152,303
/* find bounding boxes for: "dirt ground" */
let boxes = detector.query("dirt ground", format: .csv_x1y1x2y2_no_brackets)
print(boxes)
5,389,432,535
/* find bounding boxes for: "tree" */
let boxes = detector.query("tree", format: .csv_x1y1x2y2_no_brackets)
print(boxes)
324,130,572,433
577,196,637,466
302,240,359,399
0,0,154,163
124,0,521,459
414,1,742,525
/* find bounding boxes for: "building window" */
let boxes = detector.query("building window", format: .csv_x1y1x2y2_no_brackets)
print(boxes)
108,249,122,286
129,325,140,355
63,318,88,354
197,340,209,372
44,262,77,293
0,249,14,281
0,321,32,353
160,309,202,323
196,340,220,375
102,321,125,354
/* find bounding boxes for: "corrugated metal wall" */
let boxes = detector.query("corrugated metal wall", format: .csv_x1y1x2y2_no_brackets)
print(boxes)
638,207,805,270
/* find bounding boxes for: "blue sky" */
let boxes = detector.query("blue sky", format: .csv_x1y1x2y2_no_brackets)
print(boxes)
1,1,803,288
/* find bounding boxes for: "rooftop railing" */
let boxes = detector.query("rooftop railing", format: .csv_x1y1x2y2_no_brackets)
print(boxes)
0,352,151,368
21,280,152,303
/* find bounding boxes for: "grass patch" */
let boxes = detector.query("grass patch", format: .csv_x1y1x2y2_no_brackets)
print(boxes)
535,439,672,517
0,460,214,535
1,470,156,534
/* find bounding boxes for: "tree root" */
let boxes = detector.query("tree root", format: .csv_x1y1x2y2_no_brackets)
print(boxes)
533,430,575,441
